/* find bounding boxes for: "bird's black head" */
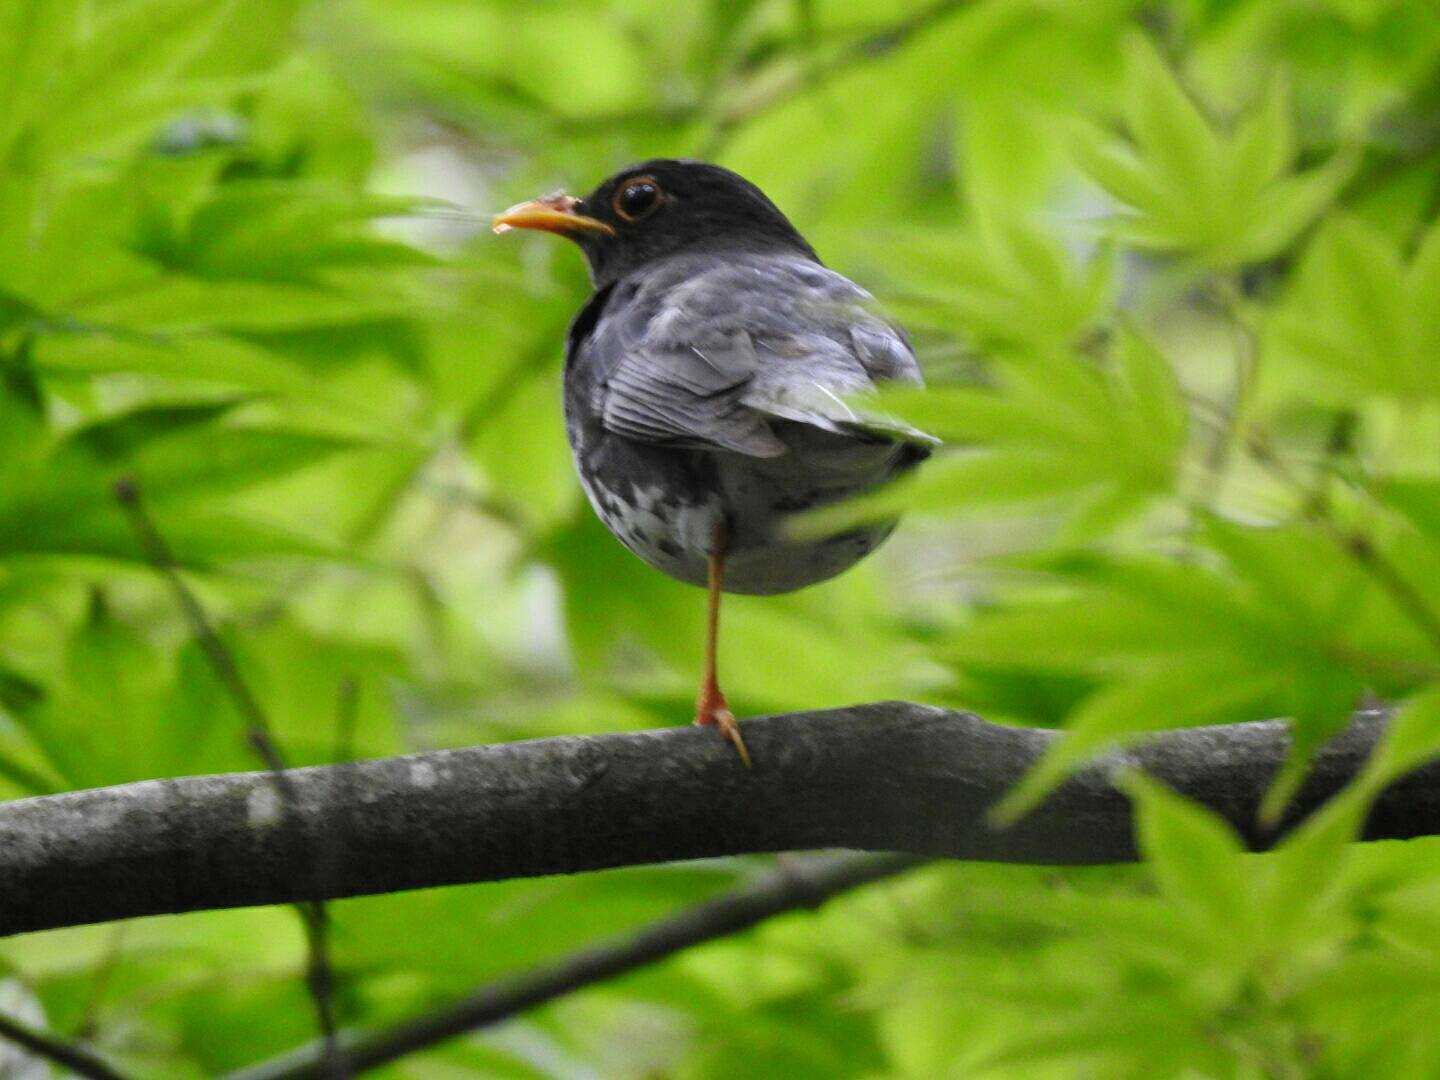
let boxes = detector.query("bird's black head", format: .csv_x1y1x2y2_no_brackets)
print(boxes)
493,159,818,286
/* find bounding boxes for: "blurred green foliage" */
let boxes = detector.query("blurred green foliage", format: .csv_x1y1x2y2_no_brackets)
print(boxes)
4,0,1440,1075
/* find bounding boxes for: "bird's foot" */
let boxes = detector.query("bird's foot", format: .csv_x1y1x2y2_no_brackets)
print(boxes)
695,684,751,767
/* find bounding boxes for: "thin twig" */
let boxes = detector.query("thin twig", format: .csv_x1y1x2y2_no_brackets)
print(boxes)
1204,277,1440,659
1188,274,1260,519
226,854,924,1080
113,479,346,1079
1245,439,1440,659
0,1010,129,1080
1339,530,1440,659
113,479,285,773
703,0,978,156
333,676,360,766
1210,275,1260,472
299,908,341,1079
74,925,127,1041
424,0,977,156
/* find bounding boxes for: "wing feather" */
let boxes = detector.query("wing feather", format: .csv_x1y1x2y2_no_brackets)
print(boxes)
582,255,931,457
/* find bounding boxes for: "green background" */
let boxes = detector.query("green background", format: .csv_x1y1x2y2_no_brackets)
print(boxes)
4,0,1440,1075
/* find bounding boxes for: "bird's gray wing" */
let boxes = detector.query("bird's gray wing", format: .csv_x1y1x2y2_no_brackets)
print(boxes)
589,256,932,458
580,261,783,456
740,318,934,445
601,333,788,457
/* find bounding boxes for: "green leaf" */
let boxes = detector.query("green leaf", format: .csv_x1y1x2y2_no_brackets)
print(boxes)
1261,662,1366,825
1073,37,1348,266
1375,481,1440,543
1363,685,1440,790
1410,217,1440,360
1125,773,1254,944
68,397,253,461
22,598,175,787
1122,34,1220,205
1271,215,1438,402
1258,777,1366,951
74,277,416,332
32,330,321,398
1068,119,1169,217
801,331,1183,537
993,660,1284,825
859,215,1113,354
1240,150,1356,262
38,0,243,162
0,0,79,164
1228,76,1293,194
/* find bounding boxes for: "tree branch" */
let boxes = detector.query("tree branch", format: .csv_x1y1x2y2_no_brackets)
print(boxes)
1,703,1436,938
227,853,922,1080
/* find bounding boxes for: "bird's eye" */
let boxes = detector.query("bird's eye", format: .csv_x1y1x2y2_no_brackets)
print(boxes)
613,176,663,222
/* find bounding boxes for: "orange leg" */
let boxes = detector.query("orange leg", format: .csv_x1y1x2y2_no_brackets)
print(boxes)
694,523,751,766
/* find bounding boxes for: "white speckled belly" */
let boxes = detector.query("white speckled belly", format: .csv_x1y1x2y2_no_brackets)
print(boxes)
574,422,906,596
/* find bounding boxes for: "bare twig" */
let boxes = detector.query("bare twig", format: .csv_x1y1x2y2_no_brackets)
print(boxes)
1213,264,1440,662
1244,439,1440,659
113,479,287,773
74,926,127,1041
113,479,345,1078
1187,274,1261,521
426,0,977,157
0,1010,129,1080
703,0,978,156
299,907,341,1079
1210,275,1260,472
1339,530,1440,659
228,854,922,1080
333,676,360,766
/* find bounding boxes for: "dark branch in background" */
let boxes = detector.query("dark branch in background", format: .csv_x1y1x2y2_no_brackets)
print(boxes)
701,0,977,156
114,480,291,772
75,926,128,1042
1245,437,1440,661
426,0,978,154
0,1011,129,1080
113,480,344,1078
228,854,922,1080
2,703,1437,939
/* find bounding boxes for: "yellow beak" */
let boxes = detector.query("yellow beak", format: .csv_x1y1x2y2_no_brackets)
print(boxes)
491,194,615,239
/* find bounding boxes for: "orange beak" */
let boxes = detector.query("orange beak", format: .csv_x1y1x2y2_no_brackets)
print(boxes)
491,194,615,239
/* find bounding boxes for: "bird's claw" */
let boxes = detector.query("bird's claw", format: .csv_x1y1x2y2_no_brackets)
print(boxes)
695,690,751,767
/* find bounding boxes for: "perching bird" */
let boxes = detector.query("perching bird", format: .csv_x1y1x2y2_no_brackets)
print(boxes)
494,159,931,763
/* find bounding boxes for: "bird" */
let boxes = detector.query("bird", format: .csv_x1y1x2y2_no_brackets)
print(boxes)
493,159,932,764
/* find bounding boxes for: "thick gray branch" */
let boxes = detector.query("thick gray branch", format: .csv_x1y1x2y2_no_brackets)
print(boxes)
1,704,1435,937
